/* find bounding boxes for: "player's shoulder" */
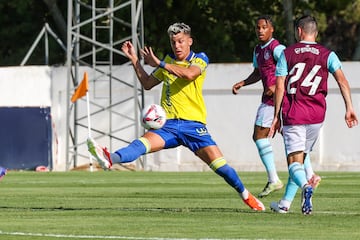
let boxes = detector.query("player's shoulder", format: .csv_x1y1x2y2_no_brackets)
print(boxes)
270,38,285,49
169,51,209,65
193,51,209,64
272,38,281,45
316,43,332,53
283,42,299,52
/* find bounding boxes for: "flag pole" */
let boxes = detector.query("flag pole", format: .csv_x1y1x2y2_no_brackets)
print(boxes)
71,72,93,172
86,87,94,172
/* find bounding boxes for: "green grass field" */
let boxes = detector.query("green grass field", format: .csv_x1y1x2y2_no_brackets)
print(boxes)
0,171,359,240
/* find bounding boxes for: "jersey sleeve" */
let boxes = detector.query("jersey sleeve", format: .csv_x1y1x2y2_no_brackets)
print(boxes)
275,51,288,76
252,49,258,68
191,52,209,73
273,44,286,62
327,51,342,74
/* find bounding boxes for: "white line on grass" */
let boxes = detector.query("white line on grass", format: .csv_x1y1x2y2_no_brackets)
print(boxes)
0,230,251,240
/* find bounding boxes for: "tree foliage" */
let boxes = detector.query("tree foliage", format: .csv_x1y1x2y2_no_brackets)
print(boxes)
1,0,359,66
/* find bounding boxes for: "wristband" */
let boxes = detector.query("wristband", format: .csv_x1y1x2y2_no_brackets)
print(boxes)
159,60,166,68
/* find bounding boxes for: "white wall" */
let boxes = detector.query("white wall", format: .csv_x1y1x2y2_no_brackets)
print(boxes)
0,66,51,107
1,64,359,171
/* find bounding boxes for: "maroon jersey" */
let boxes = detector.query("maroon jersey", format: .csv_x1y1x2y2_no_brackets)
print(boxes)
255,39,282,106
282,42,331,125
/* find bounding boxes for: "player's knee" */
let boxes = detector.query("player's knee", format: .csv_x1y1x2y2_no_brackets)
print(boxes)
138,137,151,153
209,157,227,172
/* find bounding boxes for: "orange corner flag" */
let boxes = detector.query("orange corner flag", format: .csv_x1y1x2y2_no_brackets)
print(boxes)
71,72,89,103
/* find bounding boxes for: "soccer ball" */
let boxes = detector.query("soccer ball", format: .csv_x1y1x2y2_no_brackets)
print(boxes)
141,104,167,130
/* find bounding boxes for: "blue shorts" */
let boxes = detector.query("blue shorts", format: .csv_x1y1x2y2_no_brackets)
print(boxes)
148,119,217,152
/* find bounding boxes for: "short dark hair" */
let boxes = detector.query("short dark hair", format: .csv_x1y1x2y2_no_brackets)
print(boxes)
294,15,317,33
256,15,273,26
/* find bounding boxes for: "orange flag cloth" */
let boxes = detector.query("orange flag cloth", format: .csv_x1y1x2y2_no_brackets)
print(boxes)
71,72,89,103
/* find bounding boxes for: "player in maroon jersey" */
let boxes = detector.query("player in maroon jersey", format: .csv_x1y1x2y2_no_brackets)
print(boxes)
232,15,285,197
269,15,358,214
233,15,322,198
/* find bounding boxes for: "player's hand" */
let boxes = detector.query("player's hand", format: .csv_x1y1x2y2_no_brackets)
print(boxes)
232,81,244,95
140,46,160,68
345,111,358,128
268,117,281,138
268,124,276,138
265,85,275,97
121,41,137,62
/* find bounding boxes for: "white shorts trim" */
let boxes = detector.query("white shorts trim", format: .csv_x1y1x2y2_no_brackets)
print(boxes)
282,123,323,155
255,103,274,128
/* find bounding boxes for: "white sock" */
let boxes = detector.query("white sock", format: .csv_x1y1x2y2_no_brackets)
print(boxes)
279,199,291,209
240,189,249,200
304,154,314,181
268,170,280,183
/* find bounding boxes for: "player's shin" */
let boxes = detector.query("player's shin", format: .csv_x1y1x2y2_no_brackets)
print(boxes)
288,162,307,188
115,137,149,163
209,157,245,194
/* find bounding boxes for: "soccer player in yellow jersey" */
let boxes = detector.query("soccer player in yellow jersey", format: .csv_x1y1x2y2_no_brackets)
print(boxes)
87,23,265,211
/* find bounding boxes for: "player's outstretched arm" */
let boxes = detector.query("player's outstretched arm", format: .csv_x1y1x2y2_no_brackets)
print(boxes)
141,45,201,81
232,69,261,95
121,41,138,63
121,41,160,90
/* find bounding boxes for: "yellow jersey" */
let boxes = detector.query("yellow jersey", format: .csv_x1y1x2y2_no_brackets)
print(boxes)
152,51,209,124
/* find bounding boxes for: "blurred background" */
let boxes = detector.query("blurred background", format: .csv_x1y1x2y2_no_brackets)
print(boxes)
1,0,360,66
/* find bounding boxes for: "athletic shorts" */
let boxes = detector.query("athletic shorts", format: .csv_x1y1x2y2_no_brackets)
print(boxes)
148,119,217,153
282,123,323,155
255,103,274,128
